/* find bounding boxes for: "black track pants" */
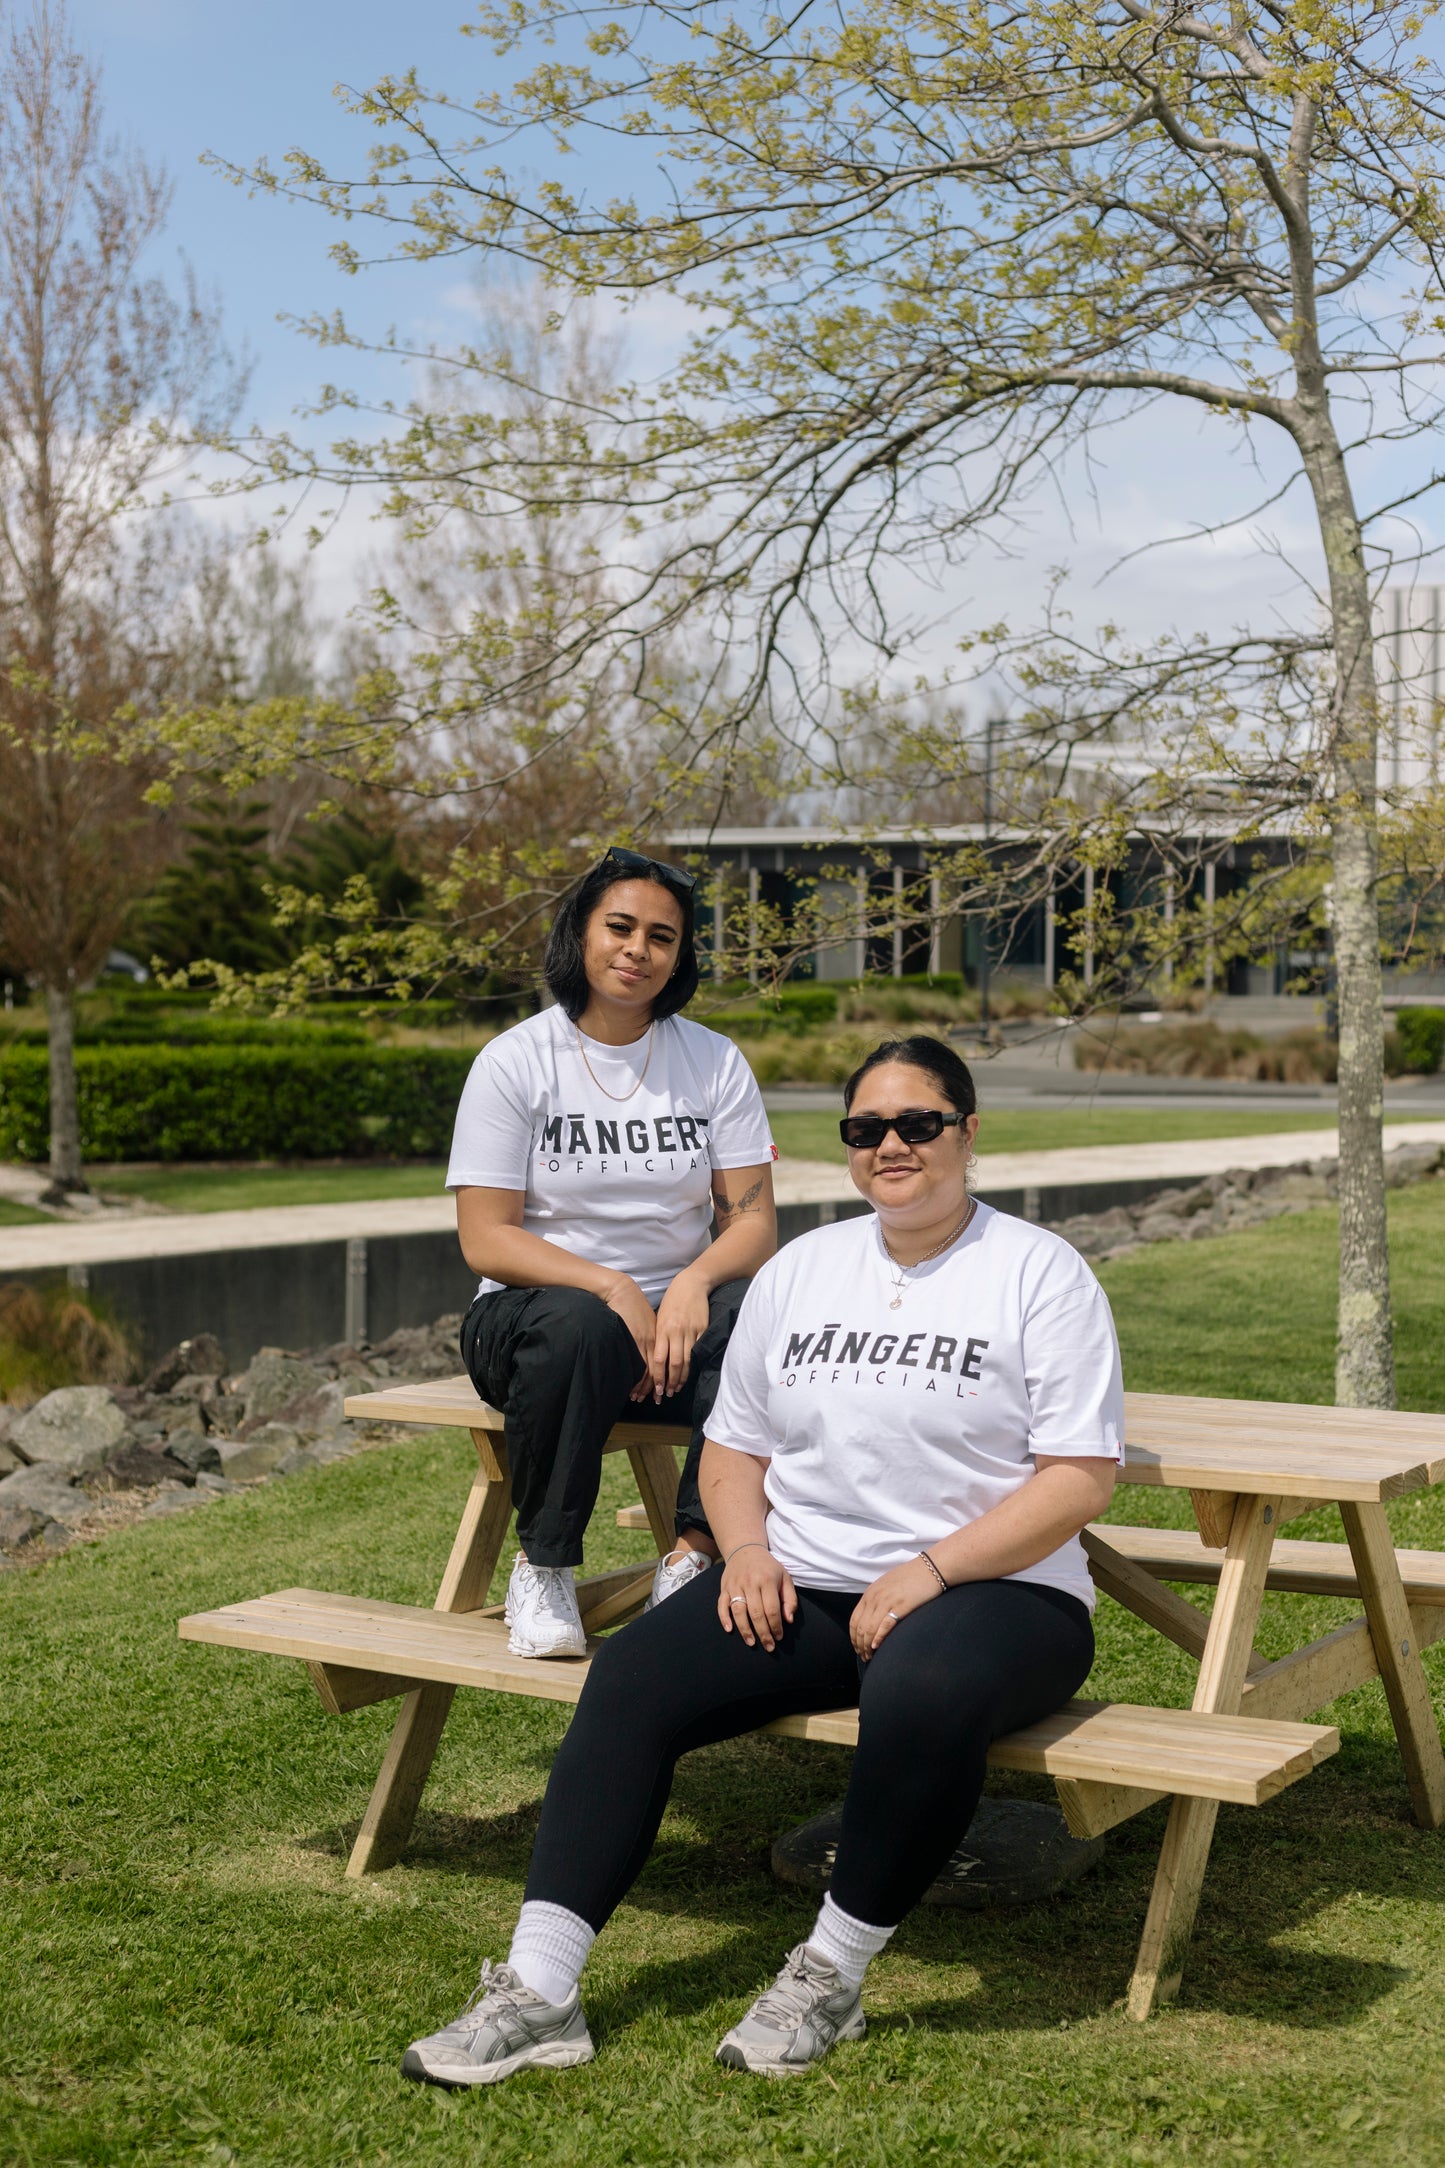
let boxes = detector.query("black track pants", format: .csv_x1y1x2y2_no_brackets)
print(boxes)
460,1280,747,1568
524,1568,1095,1929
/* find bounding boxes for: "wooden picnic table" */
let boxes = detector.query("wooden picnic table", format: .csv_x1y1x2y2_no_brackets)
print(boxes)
1086,1391,1445,2015
179,1379,1445,2021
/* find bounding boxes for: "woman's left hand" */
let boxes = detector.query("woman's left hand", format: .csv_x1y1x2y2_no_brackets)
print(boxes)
850,1557,947,1661
650,1271,710,1400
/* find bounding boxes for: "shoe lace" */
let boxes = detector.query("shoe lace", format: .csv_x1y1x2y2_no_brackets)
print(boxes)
457,1960,531,2023
515,1561,576,1625
748,1946,834,2027
661,1548,707,1584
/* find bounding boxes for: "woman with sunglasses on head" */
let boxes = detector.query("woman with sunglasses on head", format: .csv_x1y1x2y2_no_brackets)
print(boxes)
447,848,777,1661
405,1033,1121,2087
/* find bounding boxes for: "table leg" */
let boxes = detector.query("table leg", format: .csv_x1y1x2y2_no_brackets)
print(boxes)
626,1438,682,1555
1340,1499,1445,1830
346,1428,514,1878
1126,1492,1280,2019
346,1684,458,1879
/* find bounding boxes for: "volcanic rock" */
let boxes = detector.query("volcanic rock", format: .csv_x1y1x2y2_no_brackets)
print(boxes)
100,1442,196,1491
13,1387,126,1474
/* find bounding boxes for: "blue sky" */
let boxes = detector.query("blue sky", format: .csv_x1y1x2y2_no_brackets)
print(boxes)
68,1,484,428
64,2,1443,679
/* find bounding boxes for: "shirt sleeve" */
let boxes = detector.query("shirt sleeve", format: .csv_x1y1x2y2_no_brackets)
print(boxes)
703,1264,781,1457
1020,1278,1126,1462
705,1036,776,1169
445,1042,532,1192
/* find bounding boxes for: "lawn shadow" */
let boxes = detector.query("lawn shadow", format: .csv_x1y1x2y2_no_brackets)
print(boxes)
299,1716,1438,2039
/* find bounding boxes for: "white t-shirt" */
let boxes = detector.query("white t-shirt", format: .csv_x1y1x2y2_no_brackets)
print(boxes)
705,1203,1124,1607
446,1006,775,1301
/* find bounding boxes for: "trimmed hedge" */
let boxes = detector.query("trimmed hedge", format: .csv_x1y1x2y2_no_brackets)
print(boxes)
1396,1006,1445,1076
0,1044,475,1162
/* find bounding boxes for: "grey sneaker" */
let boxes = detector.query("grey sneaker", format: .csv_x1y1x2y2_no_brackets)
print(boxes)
505,1556,586,1658
715,1943,866,2076
401,1961,594,2088
645,1545,712,1611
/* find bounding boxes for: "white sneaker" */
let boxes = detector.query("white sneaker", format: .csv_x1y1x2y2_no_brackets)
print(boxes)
401,1961,594,2088
715,1944,866,2076
505,1556,586,1659
645,1545,713,1611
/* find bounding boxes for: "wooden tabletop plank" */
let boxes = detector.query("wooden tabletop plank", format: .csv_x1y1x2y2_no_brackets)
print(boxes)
341,1380,690,1453
1122,1393,1445,1494
344,1377,1445,1500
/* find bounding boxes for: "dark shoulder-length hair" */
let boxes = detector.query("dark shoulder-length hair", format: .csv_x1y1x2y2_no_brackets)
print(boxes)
843,1034,977,1116
543,862,700,1023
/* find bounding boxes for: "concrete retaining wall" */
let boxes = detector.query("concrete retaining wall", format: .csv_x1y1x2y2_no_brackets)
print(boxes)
15,1169,1198,1368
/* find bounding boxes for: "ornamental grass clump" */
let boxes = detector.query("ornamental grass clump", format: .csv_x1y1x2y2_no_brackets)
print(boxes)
0,1281,134,1406
1076,1021,1338,1084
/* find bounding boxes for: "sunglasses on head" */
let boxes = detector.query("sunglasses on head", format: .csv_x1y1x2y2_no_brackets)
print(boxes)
599,845,697,895
839,1109,970,1151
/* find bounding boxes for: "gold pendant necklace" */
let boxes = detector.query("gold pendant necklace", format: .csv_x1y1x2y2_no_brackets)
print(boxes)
575,1020,656,1103
881,1196,977,1309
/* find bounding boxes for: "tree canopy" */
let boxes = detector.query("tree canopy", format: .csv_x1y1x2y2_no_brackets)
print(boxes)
220,0,1445,1401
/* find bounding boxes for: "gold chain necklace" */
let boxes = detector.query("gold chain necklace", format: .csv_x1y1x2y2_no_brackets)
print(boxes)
575,1020,656,1103
880,1196,977,1310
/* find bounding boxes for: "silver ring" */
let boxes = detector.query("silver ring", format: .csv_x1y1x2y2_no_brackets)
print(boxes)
729,1597,748,1606
886,1610,898,1620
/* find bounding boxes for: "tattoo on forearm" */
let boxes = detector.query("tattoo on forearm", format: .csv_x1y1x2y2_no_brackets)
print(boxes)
715,1175,765,1224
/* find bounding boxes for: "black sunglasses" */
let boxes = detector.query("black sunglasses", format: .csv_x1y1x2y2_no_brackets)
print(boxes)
599,845,697,895
839,1109,969,1151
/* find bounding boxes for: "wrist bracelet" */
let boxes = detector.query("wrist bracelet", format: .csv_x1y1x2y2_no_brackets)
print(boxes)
918,1548,949,1593
725,1541,770,1565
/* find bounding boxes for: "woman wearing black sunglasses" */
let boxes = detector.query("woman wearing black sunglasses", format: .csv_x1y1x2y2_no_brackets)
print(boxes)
404,1032,1122,2089
446,849,777,1662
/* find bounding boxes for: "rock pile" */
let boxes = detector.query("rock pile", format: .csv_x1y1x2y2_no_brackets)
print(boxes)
0,1316,463,1562
1048,1139,1444,1263
4,1139,1441,1566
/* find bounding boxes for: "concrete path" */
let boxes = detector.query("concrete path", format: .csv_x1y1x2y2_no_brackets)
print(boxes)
3,1119,1444,1271
773,1118,1445,1203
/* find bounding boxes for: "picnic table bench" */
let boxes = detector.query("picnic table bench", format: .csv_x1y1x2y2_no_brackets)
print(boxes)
180,1376,1445,2019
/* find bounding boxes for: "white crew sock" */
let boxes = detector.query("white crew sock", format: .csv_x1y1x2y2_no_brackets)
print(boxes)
805,1892,896,1990
507,1900,596,2006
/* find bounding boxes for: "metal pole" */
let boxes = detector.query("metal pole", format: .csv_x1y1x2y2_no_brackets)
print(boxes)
892,865,904,979
1432,586,1442,787
1083,864,1095,988
345,1237,369,1349
1163,877,1175,989
980,716,997,1028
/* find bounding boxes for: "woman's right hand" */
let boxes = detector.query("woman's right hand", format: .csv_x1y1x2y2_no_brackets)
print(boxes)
717,1542,797,1652
602,1274,659,1400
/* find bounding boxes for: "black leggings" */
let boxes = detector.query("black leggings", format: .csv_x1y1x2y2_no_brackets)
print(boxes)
461,1281,747,1568
525,1567,1095,1930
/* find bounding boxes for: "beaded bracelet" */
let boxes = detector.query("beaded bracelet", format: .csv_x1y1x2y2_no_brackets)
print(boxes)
918,1548,949,1592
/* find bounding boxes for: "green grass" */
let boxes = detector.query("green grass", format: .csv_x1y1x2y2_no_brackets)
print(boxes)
0,1108,1428,1218
771,1105,1422,1164
0,1197,49,1225
1100,1179,1445,1411
86,1162,447,1214
6,1192,1445,2165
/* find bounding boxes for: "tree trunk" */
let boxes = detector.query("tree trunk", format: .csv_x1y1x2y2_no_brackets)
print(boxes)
1331,801,1393,1403
1298,425,1395,1407
43,982,87,1197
